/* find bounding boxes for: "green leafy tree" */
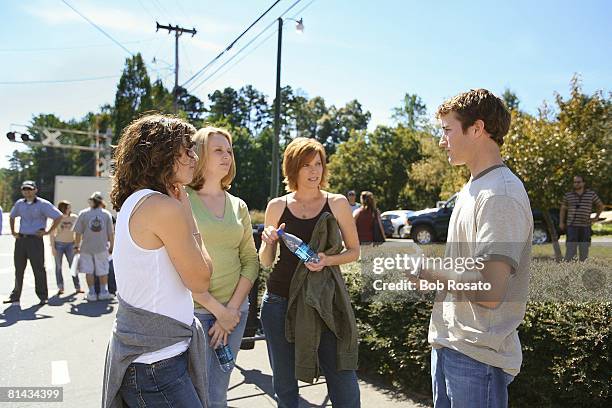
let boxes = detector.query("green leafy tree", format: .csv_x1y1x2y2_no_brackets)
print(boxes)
328,125,420,211
113,53,153,142
402,134,469,209
502,75,611,259
502,89,520,111
392,93,428,130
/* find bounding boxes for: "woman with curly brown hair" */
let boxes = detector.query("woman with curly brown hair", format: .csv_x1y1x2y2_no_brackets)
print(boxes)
102,114,213,408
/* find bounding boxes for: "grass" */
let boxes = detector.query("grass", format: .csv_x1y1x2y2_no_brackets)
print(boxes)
592,222,612,236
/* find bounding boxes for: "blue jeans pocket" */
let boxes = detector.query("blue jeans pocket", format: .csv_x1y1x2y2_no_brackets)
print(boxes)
263,292,287,304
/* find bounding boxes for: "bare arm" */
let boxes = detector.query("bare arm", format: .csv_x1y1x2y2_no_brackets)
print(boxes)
377,210,386,237
10,217,17,237
74,232,82,252
307,194,360,271
327,195,360,265
227,277,253,309
148,194,212,293
108,221,115,254
259,198,285,269
419,260,511,309
42,216,62,237
559,203,567,228
592,200,604,223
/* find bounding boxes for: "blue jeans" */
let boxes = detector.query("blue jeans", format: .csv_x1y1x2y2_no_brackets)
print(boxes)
195,305,249,408
260,292,361,408
431,347,514,408
119,351,202,407
53,241,80,291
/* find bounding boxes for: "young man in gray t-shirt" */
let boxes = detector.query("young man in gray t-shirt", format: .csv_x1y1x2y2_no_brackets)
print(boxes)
73,192,114,301
411,89,532,408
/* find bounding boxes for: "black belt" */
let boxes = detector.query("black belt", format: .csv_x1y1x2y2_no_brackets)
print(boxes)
18,233,42,238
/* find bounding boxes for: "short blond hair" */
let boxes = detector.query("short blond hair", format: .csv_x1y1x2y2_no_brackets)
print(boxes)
189,126,236,191
282,137,328,192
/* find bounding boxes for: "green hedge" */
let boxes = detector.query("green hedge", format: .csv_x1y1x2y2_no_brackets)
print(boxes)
344,261,611,407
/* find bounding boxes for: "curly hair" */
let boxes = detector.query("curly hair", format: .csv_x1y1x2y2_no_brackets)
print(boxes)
436,89,511,146
110,113,196,211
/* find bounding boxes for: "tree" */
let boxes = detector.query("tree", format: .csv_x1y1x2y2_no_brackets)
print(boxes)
392,93,428,130
238,85,270,135
502,75,611,260
502,89,520,111
113,53,153,142
403,135,469,209
206,87,244,128
328,125,420,211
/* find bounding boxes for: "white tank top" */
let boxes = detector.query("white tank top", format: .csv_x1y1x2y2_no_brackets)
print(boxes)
113,189,193,363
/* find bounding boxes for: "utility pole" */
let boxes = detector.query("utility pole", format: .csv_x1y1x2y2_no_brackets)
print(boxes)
156,22,197,113
270,17,283,200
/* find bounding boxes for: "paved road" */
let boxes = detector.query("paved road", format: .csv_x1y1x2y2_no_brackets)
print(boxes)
0,214,426,407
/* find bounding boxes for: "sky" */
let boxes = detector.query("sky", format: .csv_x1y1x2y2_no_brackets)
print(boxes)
1,0,611,169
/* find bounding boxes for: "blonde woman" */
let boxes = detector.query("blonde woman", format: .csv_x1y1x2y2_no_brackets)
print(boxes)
188,126,259,407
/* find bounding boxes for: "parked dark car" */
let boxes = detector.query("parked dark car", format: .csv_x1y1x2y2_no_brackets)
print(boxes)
381,217,394,238
407,194,561,245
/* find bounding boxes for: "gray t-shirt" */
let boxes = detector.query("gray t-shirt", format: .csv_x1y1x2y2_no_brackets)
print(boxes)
73,207,114,254
428,165,533,376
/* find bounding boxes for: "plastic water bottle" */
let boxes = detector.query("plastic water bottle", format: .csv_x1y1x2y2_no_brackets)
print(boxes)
214,343,234,373
277,228,320,263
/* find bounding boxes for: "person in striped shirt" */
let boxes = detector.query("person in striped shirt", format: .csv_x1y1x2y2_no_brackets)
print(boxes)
560,175,604,261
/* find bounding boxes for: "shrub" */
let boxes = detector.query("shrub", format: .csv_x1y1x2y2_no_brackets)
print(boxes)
343,258,611,407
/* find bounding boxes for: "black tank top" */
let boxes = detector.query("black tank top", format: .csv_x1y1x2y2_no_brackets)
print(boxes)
267,194,332,298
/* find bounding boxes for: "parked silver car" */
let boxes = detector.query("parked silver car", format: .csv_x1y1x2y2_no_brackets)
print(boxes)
380,210,415,238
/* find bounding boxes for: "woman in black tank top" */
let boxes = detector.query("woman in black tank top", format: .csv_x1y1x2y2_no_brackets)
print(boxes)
258,138,361,407
266,194,333,297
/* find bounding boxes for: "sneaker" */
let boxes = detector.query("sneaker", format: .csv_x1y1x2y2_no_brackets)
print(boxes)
86,292,97,301
98,290,113,300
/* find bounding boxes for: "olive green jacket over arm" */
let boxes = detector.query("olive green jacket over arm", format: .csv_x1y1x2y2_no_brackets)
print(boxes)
285,212,359,383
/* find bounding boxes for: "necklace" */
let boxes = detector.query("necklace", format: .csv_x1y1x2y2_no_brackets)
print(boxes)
295,193,322,219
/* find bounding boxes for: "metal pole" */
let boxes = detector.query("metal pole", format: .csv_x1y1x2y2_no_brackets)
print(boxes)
271,17,283,199
174,29,179,113
95,129,100,177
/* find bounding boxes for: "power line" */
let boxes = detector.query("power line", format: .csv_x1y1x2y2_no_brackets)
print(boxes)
0,75,120,85
0,38,156,53
187,22,278,93
136,0,157,22
187,0,316,94
181,0,283,88
197,27,280,93
60,0,134,56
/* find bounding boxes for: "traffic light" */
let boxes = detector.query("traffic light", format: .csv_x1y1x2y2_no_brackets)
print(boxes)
6,132,31,141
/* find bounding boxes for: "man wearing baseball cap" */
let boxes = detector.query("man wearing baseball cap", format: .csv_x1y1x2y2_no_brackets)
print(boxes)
73,191,114,301
4,180,63,306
